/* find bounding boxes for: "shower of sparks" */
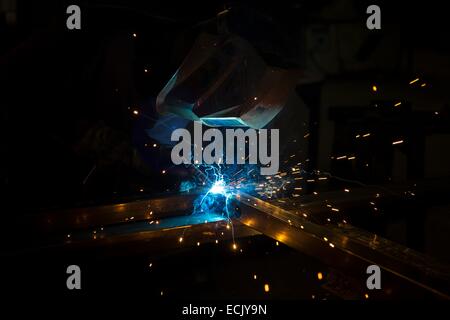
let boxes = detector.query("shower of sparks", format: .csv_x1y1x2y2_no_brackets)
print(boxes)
163,108,421,254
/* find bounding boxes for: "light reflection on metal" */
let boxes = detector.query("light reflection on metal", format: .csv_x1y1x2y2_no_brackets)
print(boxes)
236,192,450,299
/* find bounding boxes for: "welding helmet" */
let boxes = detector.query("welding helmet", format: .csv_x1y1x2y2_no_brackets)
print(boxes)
156,32,301,129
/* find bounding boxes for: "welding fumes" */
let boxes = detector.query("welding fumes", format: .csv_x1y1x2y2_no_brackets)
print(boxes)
171,121,279,175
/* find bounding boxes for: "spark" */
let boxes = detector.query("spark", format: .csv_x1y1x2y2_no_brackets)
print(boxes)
372,85,378,92
317,272,323,280
394,102,402,107
409,78,419,85
264,284,270,292
392,140,404,145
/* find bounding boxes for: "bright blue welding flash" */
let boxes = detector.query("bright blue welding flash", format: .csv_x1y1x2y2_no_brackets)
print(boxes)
209,179,226,195
186,163,259,218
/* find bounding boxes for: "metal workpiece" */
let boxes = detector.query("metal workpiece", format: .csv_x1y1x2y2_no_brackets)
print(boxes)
24,192,201,233
62,219,261,260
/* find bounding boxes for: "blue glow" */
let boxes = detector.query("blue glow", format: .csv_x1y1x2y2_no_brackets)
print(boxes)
209,179,226,195
194,168,233,218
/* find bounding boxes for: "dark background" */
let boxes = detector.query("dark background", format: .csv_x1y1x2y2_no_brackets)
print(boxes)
2,0,450,263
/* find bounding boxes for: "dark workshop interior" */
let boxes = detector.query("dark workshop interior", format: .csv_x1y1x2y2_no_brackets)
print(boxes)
2,0,450,306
